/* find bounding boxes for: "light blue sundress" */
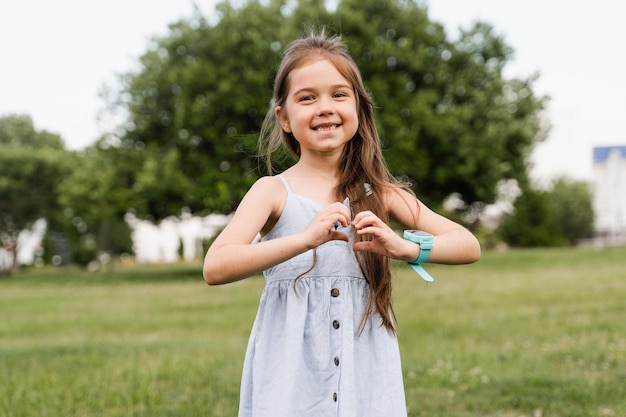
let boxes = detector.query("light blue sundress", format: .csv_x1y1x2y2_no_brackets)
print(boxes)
238,175,407,417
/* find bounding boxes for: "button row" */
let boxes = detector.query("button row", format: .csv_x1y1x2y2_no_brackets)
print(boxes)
331,287,340,404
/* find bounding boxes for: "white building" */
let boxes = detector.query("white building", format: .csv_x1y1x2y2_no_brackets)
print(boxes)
125,211,231,264
0,219,47,270
592,145,626,238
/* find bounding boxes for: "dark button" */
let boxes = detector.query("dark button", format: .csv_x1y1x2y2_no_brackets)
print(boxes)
333,392,338,402
330,288,340,297
332,320,340,329
334,356,340,366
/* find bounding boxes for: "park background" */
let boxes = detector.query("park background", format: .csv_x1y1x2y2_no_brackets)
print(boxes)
1,0,625,416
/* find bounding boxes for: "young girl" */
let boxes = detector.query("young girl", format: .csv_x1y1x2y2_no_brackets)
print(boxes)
203,30,481,417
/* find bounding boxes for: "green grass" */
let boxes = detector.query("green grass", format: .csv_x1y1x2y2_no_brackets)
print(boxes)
1,247,625,416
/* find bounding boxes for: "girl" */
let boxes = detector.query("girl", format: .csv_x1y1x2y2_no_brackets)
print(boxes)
203,30,481,417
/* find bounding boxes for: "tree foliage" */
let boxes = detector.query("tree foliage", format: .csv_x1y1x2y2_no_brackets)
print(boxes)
0,114,65,149
0,115,70,272
109,1,290,216
498,177,594,247
0,0,585,270
333,0,545,206
107,0,546,220
547,177,594,245
498,186,560,247
55,143,135,264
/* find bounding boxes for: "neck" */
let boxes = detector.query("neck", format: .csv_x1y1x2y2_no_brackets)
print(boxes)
282,157,344,204
291,161,340,182
294,150,342,177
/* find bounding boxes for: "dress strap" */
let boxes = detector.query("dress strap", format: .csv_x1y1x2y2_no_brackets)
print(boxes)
276,175,293,194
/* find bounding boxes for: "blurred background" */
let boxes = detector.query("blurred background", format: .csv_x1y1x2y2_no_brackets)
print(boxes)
1,0,624,273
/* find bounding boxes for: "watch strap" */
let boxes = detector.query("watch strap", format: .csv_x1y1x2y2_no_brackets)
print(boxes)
409,245,431,264
408,262,434,282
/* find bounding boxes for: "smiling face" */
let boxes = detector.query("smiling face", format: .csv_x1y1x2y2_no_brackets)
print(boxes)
276,58,359,157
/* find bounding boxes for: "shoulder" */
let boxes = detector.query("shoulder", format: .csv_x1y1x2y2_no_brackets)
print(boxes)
382,184,421,227
217,176,287,242
248,176,287,198
244,176,288,231
243,175,287,208
382,183,418,209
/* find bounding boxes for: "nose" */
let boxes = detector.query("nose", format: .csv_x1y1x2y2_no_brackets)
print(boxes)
316,95,335,116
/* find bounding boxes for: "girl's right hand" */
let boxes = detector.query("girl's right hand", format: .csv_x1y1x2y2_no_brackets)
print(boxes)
301,201,351,249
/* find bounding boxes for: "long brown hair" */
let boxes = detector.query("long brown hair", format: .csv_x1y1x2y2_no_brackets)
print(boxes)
259,29,415,333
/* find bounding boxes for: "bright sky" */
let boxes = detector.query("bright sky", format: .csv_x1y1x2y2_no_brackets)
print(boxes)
1,0,624,182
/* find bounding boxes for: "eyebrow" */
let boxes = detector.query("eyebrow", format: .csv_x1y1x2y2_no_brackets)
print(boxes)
291,84,353,97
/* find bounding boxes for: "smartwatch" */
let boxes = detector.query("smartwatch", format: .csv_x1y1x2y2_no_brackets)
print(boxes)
403,230,434,282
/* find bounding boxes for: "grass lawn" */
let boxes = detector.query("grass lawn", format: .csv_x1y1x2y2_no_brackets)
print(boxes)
1,247,625,416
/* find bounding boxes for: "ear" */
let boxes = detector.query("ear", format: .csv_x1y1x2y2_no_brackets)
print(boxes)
275,106,291,133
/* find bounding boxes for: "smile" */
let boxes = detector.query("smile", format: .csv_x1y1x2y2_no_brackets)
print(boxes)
313,124,339,131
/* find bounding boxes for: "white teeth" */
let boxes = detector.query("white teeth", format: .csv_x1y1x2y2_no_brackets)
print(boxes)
314,125,337,131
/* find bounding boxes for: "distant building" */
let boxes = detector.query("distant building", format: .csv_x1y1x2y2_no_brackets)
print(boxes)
0,219,47,270
592,146,626,239
125,211,231,264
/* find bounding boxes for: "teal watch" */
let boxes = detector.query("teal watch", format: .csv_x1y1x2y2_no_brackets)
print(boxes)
403,230,434,282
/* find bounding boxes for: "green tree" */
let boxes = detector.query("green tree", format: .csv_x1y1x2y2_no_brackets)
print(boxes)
107,0,546,220
498,177,594,247
0,115,70,273
334,1,545,205
56,142,138,265
547,177,594,245
0,114,65,149
110,2,289,218
498,186,562,247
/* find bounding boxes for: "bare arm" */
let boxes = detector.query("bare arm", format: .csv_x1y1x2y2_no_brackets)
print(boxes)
352,187,481,265
203,176,352,285
203,176,295,285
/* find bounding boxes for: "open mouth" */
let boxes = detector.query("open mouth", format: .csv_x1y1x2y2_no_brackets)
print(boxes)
312,124,339,131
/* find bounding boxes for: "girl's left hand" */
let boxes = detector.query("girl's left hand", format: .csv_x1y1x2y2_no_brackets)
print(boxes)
351,211,414,261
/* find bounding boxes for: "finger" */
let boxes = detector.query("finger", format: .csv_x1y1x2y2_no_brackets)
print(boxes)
355,224,379,234
353,240,388,257
332,205,352,228
351,212,381,229
332,213,351,230
352,240,374,252
353,218,384,234
330,230,350,242
351,210,374,223
352,216,372,230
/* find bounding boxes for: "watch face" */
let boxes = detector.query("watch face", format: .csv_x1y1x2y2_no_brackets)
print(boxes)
403,230,434,269
405,230,433,238
404,230,434,250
